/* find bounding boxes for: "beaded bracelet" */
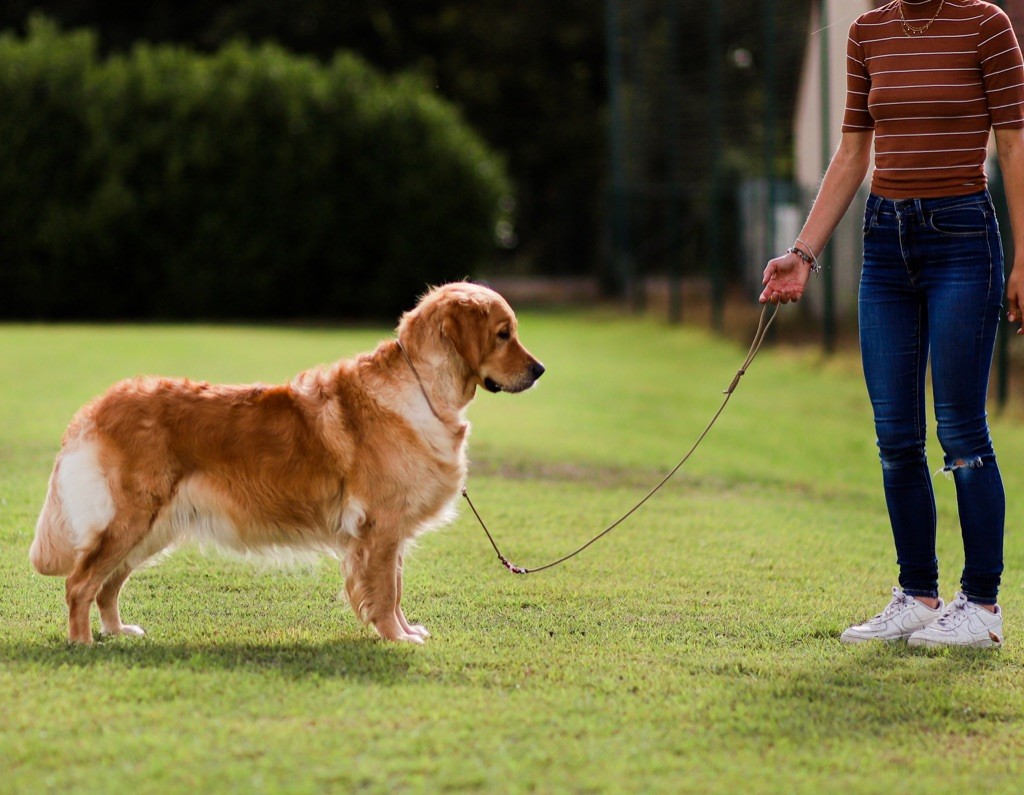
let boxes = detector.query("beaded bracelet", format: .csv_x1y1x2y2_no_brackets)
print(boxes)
786,240,822,275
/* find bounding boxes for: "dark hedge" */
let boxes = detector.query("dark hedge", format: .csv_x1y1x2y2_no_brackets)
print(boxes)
0,19,510,320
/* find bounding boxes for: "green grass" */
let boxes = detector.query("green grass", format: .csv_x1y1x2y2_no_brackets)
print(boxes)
1,314,1022,794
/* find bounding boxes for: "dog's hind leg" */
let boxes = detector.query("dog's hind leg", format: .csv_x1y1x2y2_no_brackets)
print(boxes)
344,538,424,644
96,565,145,637
395,551,429,640
65,508,152,644
95,526,173,637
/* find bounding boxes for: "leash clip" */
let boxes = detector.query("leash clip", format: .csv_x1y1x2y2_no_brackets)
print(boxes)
499,555,528,575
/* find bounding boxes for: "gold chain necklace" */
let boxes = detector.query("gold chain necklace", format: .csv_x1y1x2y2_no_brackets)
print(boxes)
899,0,946,36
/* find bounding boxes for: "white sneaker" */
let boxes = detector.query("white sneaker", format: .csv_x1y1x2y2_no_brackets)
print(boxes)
907,592,1003,649
840,587,944,644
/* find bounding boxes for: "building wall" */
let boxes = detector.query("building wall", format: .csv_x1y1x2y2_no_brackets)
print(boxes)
1006,0,1024,37
791,0,872,320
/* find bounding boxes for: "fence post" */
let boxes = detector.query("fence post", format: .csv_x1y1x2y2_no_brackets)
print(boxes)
708,0,724,331
605,0,632,302
762,0,777,267
991,167,1011,410
819,0,836,353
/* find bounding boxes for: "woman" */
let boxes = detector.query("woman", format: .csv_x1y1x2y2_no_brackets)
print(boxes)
761,0,1024,648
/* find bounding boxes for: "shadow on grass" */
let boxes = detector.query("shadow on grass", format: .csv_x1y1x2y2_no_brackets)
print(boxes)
0,634,417,683
765,639,1023,737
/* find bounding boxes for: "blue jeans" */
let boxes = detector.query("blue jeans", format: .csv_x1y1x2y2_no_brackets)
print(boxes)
859,190,1005,605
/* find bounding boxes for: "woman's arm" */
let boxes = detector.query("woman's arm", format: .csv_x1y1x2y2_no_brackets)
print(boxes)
995,126,1024,334
760,130,874,304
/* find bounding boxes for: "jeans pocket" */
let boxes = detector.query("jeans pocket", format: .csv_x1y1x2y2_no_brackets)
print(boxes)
928,205,988,237
863,205,875,237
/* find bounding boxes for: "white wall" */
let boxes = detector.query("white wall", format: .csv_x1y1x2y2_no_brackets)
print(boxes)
792,0,873,321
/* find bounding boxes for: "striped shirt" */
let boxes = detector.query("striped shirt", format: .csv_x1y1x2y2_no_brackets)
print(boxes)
843,0,1024,198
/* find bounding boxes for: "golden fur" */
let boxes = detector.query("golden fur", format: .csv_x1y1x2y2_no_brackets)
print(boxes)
30,282,544,644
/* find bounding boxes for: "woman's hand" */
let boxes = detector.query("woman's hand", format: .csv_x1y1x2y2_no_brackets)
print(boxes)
1007,258,1024,335
995,128,1024,335
759,251,813,304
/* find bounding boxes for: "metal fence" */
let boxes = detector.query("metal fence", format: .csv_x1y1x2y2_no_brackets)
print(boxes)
605,0,811,328
605,0,1019,406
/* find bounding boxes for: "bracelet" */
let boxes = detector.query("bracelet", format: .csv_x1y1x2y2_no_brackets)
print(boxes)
795,237,822,274
787,239,822,275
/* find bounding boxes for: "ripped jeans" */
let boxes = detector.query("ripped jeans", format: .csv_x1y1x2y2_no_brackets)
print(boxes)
859,191,1005,604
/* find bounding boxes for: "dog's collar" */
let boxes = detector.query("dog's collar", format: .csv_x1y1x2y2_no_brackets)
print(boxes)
395,341,448,427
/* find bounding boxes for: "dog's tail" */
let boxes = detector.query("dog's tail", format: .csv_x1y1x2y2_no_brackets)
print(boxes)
29,462,78,576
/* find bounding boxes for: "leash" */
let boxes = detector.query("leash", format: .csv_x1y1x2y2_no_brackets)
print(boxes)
463,302,782,575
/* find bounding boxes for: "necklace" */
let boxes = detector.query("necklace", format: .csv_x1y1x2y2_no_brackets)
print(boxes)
899,0,946,36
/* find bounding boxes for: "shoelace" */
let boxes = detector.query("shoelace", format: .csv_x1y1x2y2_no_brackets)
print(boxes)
933,594,970,628
873,587,914,621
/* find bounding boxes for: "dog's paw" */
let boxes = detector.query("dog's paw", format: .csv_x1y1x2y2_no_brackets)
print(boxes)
407,624,431,639
101,624,146,637
375,621,427,644
379,630,425,645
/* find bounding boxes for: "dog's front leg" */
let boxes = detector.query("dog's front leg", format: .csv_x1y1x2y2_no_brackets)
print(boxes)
344,538,425,644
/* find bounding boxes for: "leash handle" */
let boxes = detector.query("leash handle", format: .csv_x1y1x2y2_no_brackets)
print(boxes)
466,302,781,575
724,299,776,395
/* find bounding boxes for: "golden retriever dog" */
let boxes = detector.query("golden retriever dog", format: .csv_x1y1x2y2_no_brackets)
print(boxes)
29,282,544,645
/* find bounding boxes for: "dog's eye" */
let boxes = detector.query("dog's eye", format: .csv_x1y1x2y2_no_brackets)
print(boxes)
497,329,511,341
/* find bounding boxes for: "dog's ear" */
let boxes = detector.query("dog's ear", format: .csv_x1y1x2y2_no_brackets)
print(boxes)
439,298,488,371
397,289,444,353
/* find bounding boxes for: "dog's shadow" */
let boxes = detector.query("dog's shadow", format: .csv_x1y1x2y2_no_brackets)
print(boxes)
0,634,416,683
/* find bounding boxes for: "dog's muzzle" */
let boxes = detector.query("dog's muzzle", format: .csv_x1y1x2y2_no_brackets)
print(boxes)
484,362,545,394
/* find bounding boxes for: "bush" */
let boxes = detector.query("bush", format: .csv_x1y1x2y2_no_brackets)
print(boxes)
0,18,510,320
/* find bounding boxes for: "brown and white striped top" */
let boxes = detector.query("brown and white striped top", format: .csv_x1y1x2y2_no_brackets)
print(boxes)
843,0,1024,198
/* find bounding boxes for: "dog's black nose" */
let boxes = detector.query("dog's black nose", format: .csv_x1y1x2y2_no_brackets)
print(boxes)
531,362,546,380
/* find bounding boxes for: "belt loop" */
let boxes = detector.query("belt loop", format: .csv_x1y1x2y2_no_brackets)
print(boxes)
914,198,925,226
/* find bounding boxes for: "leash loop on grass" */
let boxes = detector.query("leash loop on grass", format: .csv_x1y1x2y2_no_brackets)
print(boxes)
464,302,781,575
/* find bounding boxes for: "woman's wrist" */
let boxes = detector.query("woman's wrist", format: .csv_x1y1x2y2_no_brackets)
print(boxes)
786,241,822,275
794,237,818,260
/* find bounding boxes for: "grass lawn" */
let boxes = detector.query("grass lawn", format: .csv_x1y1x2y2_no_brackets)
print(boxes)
1,312,1022,794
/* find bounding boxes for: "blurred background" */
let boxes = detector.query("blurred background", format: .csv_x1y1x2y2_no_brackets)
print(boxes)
0,0,1021,401
0,0,810,319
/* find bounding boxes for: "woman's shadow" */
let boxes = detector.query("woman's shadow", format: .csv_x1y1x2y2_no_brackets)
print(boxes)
767,639,1018,737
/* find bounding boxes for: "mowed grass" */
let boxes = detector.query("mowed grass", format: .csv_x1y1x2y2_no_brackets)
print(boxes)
1,312,1023,794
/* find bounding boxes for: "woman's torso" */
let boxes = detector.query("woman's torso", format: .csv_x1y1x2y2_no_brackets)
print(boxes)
844,0,1024,199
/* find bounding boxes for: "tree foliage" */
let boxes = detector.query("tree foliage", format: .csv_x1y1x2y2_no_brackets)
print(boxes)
0,0,608,276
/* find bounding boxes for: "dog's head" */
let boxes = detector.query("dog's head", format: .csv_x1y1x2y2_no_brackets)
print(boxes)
398,282,544,395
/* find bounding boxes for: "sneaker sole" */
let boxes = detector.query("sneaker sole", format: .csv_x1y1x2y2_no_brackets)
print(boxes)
907,636,1002,649
840,632,913,644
